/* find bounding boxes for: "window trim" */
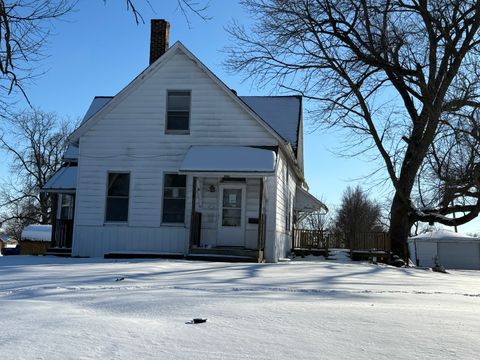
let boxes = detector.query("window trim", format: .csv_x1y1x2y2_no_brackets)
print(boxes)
104,171,131,224
161,172,187,225
165,89,191,134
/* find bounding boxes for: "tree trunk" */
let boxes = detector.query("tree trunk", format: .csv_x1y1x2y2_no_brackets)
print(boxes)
389,193,411,259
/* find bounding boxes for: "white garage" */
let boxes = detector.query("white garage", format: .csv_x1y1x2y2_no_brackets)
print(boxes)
408,229,480,270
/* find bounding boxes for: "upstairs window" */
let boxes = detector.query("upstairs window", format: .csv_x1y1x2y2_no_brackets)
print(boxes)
166,90,190,132
105,173,130,222
162,174,187,223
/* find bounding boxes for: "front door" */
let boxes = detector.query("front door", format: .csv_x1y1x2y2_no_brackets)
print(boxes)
217,184,246,247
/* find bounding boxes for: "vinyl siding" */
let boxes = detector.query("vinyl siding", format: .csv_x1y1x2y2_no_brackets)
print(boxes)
72,49,278,257
196,177,261,249
272,149,299,260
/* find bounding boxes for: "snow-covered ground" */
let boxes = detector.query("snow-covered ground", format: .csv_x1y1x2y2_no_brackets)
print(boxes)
1,255,479,360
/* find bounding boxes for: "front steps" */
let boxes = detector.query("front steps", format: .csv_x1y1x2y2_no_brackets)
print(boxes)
45,248,72,257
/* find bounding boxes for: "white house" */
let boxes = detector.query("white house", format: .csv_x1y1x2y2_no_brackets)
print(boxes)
43,20,326,262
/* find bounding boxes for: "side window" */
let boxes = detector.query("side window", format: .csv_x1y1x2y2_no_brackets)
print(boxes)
162,174,187,223
105,173,130,222
166,90,190,132
58,194,74,220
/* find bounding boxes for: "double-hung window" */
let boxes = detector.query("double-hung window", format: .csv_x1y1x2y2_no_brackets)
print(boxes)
105,173,130,222
166,90,190,132
162,174,186,223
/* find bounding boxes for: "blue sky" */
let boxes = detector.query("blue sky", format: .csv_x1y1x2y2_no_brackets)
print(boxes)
0,0,478,234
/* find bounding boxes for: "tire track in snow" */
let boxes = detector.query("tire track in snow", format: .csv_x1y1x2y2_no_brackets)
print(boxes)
1,284,479,299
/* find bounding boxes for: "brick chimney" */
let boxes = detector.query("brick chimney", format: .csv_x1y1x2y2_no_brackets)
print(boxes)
150,19,170,65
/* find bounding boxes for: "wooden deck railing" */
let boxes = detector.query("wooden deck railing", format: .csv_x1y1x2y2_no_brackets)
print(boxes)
293,229,345,250
293,229,391,252
349,232,391,252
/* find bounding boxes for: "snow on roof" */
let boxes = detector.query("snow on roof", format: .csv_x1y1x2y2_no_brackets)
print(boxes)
240,96,301,150
21,225,52,242
63,144,79,160
294,185,328,213
43,166,77,192
409,229,479,242
180,146,276,173
81,96,113,125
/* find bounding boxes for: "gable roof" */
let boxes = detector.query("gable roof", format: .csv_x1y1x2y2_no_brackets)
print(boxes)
68,41,287,146
81,96,112,125
73,95,301,151
240,96,301,152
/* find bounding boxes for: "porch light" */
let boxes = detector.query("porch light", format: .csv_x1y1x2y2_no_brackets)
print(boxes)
209,185,216,193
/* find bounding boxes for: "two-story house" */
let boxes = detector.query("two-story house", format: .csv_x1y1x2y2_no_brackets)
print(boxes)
43,20,326,262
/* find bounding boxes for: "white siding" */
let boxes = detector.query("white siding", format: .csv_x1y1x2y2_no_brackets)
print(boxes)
263,175,278,262
196,177,261,249
72,49,278,257
198,177,219,247
270,149,299,260
245,178,261,249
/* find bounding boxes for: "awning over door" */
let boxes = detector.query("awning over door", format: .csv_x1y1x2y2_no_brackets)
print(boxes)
295,185,328,213
180,146,276,174
42,166,77,193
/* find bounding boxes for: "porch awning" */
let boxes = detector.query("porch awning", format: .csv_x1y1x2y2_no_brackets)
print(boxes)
42,166,77,193
180,146,276,174
295,185,328,213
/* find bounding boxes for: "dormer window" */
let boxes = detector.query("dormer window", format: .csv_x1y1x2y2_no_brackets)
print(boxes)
166,90,190,133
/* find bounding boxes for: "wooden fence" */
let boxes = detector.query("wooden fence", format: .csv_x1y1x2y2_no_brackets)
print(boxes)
293,229,391,252
293,229,345,250
349,232,391,252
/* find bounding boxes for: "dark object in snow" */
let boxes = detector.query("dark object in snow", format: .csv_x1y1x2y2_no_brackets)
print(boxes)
186,318,207,324
432,265,447,273
432,256,447,273
115,277,125,282
391,255,405,267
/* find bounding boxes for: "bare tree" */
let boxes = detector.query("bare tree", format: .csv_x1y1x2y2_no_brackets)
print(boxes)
226,0,480,257
0,109,71,237
335,186,383,238
107,1,211,25
415,109,480,227
0,0,209,109
0,1,74,107
298,209,332,231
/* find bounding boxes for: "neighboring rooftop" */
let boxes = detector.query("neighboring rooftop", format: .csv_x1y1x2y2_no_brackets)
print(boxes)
409,229,479,242
21,225,52,242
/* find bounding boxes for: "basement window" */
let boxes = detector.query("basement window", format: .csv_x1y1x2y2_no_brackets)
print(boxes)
166,90,190,133
105,173,130,222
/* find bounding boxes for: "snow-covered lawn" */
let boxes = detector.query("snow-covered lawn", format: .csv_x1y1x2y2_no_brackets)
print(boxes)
1,255,479,360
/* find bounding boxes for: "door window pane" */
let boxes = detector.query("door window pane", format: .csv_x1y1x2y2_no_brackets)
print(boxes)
222,188,242,227
223,189,241,208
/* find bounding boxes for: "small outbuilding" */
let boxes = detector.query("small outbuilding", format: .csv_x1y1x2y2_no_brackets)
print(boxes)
20,225,52,255
408,229,480,270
